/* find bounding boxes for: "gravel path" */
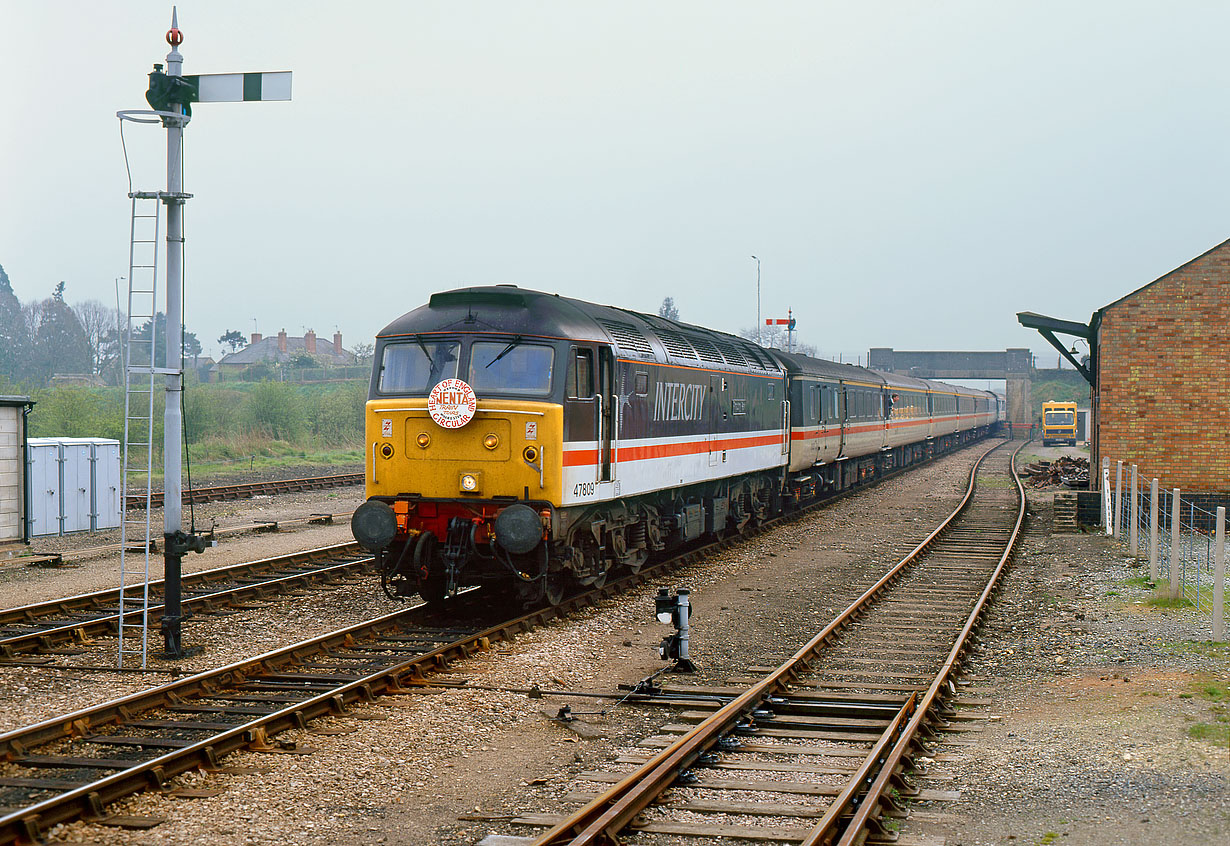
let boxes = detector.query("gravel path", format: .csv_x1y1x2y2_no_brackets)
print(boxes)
2,441,1225,845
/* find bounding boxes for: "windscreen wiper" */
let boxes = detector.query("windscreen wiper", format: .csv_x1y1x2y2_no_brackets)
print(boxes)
415,335,435,368
486,335,523,368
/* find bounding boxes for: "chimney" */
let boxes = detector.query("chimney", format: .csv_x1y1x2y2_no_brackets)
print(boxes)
278,329,287,352
250,332,262,345
333,331,343,355
305,329,317,354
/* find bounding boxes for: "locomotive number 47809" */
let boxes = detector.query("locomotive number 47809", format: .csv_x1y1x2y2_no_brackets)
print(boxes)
572,482,598,498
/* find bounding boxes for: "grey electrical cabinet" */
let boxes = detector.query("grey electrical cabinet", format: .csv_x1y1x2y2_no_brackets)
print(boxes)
27,439,61,537
86,439,122,530
26,437,123,536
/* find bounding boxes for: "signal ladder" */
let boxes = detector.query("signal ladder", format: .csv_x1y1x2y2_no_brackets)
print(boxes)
118,191,166,668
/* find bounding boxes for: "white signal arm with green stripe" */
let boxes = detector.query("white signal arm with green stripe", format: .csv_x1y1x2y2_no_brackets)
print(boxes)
184,71,292,102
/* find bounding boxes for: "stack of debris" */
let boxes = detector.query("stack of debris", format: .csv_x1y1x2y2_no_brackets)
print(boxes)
1019,456,1090,489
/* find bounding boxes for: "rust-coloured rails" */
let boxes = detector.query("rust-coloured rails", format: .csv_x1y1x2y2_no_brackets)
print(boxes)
517,438,1025,845
125,473,363,510
0,543,368,659
0,437,998,843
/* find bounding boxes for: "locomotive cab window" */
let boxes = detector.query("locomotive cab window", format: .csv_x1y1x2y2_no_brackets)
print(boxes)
377,339,460,394
566,348,595,399
469,341,555,395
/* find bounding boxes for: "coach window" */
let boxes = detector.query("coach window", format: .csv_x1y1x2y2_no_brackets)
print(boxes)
566,348,595,399
634,370,649,395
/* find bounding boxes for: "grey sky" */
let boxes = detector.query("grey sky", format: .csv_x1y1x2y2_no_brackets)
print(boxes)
2,2,1227,366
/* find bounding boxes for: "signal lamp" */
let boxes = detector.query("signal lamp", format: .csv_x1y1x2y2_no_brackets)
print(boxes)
416,432,431,448
653,587,696,672
483,433,499,450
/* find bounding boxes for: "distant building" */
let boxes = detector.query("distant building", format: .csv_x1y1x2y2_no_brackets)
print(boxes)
211,329,355,380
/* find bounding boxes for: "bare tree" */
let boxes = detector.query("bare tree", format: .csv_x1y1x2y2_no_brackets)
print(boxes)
351,341,374,366
738,325,816,357
73,299,122,376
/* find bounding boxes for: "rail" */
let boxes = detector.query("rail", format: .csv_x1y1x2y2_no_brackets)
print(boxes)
125,473,363,509
525,438,1024,845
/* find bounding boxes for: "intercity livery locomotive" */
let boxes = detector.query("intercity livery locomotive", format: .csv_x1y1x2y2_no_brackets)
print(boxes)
350,285,1003,604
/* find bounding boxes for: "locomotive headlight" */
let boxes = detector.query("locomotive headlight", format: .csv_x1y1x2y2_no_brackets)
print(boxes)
460,472,480,493
483,433,499,450
416,432,431,448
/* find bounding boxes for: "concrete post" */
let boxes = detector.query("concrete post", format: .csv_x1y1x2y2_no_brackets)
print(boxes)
1129,465,1139,556
1113,460,1124,539
1102,457,1111,535
1169,489,1181,601
1214,507,1225,642
1148,478,1159,581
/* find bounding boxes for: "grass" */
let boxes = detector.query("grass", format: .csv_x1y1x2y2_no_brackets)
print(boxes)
1188,723,1230,743
187,444,362,478
131,441,363,484
1120,576,1154,589
1145,590,1195,610
1162,641,1230,660
1181,676,1230,745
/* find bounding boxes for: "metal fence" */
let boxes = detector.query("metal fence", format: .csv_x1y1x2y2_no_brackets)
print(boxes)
1099,457,1227,642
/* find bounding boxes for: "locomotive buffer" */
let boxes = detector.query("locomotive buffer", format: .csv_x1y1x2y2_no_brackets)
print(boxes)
116,9,291,662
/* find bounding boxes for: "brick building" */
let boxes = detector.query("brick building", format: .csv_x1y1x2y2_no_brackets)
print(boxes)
1090,240,1230,492
211,329,355,380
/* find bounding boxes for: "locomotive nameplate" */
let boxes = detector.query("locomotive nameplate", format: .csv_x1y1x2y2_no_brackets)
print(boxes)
428,379,478,429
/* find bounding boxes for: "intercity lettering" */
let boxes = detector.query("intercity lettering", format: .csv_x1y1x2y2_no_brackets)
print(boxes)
653,381,706,422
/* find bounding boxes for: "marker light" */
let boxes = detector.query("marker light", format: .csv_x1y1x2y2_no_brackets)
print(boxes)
416,432,430,448
380,443,394,459
483,433,499,450
523,445,539,463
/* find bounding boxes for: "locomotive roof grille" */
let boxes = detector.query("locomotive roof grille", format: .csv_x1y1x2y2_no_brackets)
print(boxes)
686,334,725,364
656,329,700,360
597,320,655,356
740,343,771,369
712,339,747,368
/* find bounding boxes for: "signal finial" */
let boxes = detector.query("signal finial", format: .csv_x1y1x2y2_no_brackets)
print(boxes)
166,7,183,47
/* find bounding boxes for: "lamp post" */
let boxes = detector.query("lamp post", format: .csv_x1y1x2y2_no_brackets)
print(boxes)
751,255,761,344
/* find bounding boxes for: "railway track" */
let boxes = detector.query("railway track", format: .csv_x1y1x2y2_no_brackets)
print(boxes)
514,438,1024,845
0,438,999,842
0,543,369,660
124,473,363,510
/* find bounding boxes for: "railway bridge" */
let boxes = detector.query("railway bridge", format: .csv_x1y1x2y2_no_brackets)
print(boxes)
867,348,1035,428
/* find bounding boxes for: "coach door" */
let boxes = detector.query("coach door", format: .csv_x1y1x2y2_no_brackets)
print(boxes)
598,346,616,482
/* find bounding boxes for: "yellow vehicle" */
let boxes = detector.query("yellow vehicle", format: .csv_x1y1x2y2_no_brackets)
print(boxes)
1041,401,1078,446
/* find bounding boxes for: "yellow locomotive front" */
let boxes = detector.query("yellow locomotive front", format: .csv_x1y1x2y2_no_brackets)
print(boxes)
352,324,567,602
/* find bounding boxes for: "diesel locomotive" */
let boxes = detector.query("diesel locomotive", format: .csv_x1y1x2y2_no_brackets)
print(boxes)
350,285,1003,604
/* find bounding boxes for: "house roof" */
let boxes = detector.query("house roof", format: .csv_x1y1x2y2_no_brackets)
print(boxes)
216,335,355,368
